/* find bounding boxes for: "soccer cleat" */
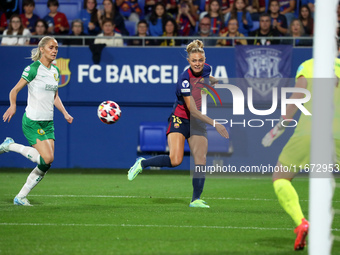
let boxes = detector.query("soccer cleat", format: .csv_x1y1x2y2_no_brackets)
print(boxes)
294,218,309,250
13,196,32,206
0,137,14,154
189,199,210,208
128,157,145,181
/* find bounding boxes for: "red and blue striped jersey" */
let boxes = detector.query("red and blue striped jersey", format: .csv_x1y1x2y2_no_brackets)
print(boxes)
171,64,211,119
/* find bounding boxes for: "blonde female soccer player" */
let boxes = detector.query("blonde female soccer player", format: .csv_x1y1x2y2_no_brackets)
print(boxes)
1,36,73,206
128,40,229,208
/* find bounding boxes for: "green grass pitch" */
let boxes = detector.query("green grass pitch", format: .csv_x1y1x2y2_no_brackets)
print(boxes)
1,168,340,255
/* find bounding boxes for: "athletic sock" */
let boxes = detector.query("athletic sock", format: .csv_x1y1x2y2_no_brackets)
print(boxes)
17,167,46,198
192,165,206,202
273,179,305,226
8,143,41,164
141,155,172,169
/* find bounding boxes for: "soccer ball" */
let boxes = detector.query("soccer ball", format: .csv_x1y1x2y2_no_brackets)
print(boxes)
97,100,121,124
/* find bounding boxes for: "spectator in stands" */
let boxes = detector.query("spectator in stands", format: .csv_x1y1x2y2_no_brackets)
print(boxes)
43,0,69,35
1,14,31,45
193,16,216,46
116,0,142,23
301,0,314,16
20,0,40,35
247,0,266,21
283,18,312,46
63,19,89,46
166,0,179,16
205,0,233,21
94,19,124,46
97,0,129,35
144,0,163,19
248,13,280,45
204,0,224,35
279,0,295,26
217,17,247,46
226,0,253,36
176,1,196,36
160,18,181,46
128,20,154,46
148,3,169,36
268,0,288,36
182,0,200,21
299,4,313,36
30,19,48,45
0,6,8,34
79,0,101,35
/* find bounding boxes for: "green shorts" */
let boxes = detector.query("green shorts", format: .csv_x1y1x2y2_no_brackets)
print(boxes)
279,136,340,169
22,112,55,146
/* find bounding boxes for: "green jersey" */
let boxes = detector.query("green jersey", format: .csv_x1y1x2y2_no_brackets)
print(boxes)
21,61,60,121
292,58,340,139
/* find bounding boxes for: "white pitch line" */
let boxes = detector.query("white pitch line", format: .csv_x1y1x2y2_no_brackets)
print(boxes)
27,194,279,201
0,222,293,231
27,194,336,203
1,222,339,232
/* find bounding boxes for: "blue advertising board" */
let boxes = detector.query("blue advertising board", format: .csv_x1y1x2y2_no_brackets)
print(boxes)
0,46,312,169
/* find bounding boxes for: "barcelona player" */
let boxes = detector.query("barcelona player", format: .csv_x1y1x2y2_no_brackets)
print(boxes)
128,39,229,208
262,56,340,250
1,36,73,206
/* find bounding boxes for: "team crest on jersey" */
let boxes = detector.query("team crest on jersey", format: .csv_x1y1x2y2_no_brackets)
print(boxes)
244,48,283,96
37,129,45,135
54,73,59,81
55,58,71,88
174,123,180,128
182,80,189,88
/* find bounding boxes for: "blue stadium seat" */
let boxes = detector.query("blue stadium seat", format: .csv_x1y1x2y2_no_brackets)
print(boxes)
138,122,168,152
251,21,259,31
206,124,231,154
125,20,136,36
34,0,82,22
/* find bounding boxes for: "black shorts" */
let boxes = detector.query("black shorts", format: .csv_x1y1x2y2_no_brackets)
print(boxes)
166,114,207,139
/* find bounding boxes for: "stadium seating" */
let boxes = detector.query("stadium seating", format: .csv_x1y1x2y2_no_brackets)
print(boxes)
251,21,259,31
138,122,231,155
138,122,169,153
125,20,136,36
34,0,82,22
206,124,231,154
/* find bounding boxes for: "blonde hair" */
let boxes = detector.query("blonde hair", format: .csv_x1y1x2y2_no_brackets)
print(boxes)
30,36,57,62
186,39,205,58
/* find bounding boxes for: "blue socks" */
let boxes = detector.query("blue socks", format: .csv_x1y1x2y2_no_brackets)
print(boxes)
192,165,206,202
141,155,172,169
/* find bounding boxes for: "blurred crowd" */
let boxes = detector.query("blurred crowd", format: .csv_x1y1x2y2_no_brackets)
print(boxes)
0,0,318,46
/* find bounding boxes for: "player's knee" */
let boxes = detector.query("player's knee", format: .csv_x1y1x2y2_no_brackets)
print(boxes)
170,155,183,167
43,154,54,164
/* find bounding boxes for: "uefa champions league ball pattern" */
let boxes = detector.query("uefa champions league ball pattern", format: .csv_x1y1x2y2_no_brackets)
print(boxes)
97,100,121,124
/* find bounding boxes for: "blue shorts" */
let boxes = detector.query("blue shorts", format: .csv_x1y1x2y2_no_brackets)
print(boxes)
166,114,207,139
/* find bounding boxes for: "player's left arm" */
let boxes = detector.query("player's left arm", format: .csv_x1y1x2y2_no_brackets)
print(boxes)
54,90,73,124
184,96,229,138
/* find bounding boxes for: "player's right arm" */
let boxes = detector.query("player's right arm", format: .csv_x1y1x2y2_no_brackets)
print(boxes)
3,78,28,123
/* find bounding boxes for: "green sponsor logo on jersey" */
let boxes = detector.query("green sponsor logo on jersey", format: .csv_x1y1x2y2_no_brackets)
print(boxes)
45,84,58,91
